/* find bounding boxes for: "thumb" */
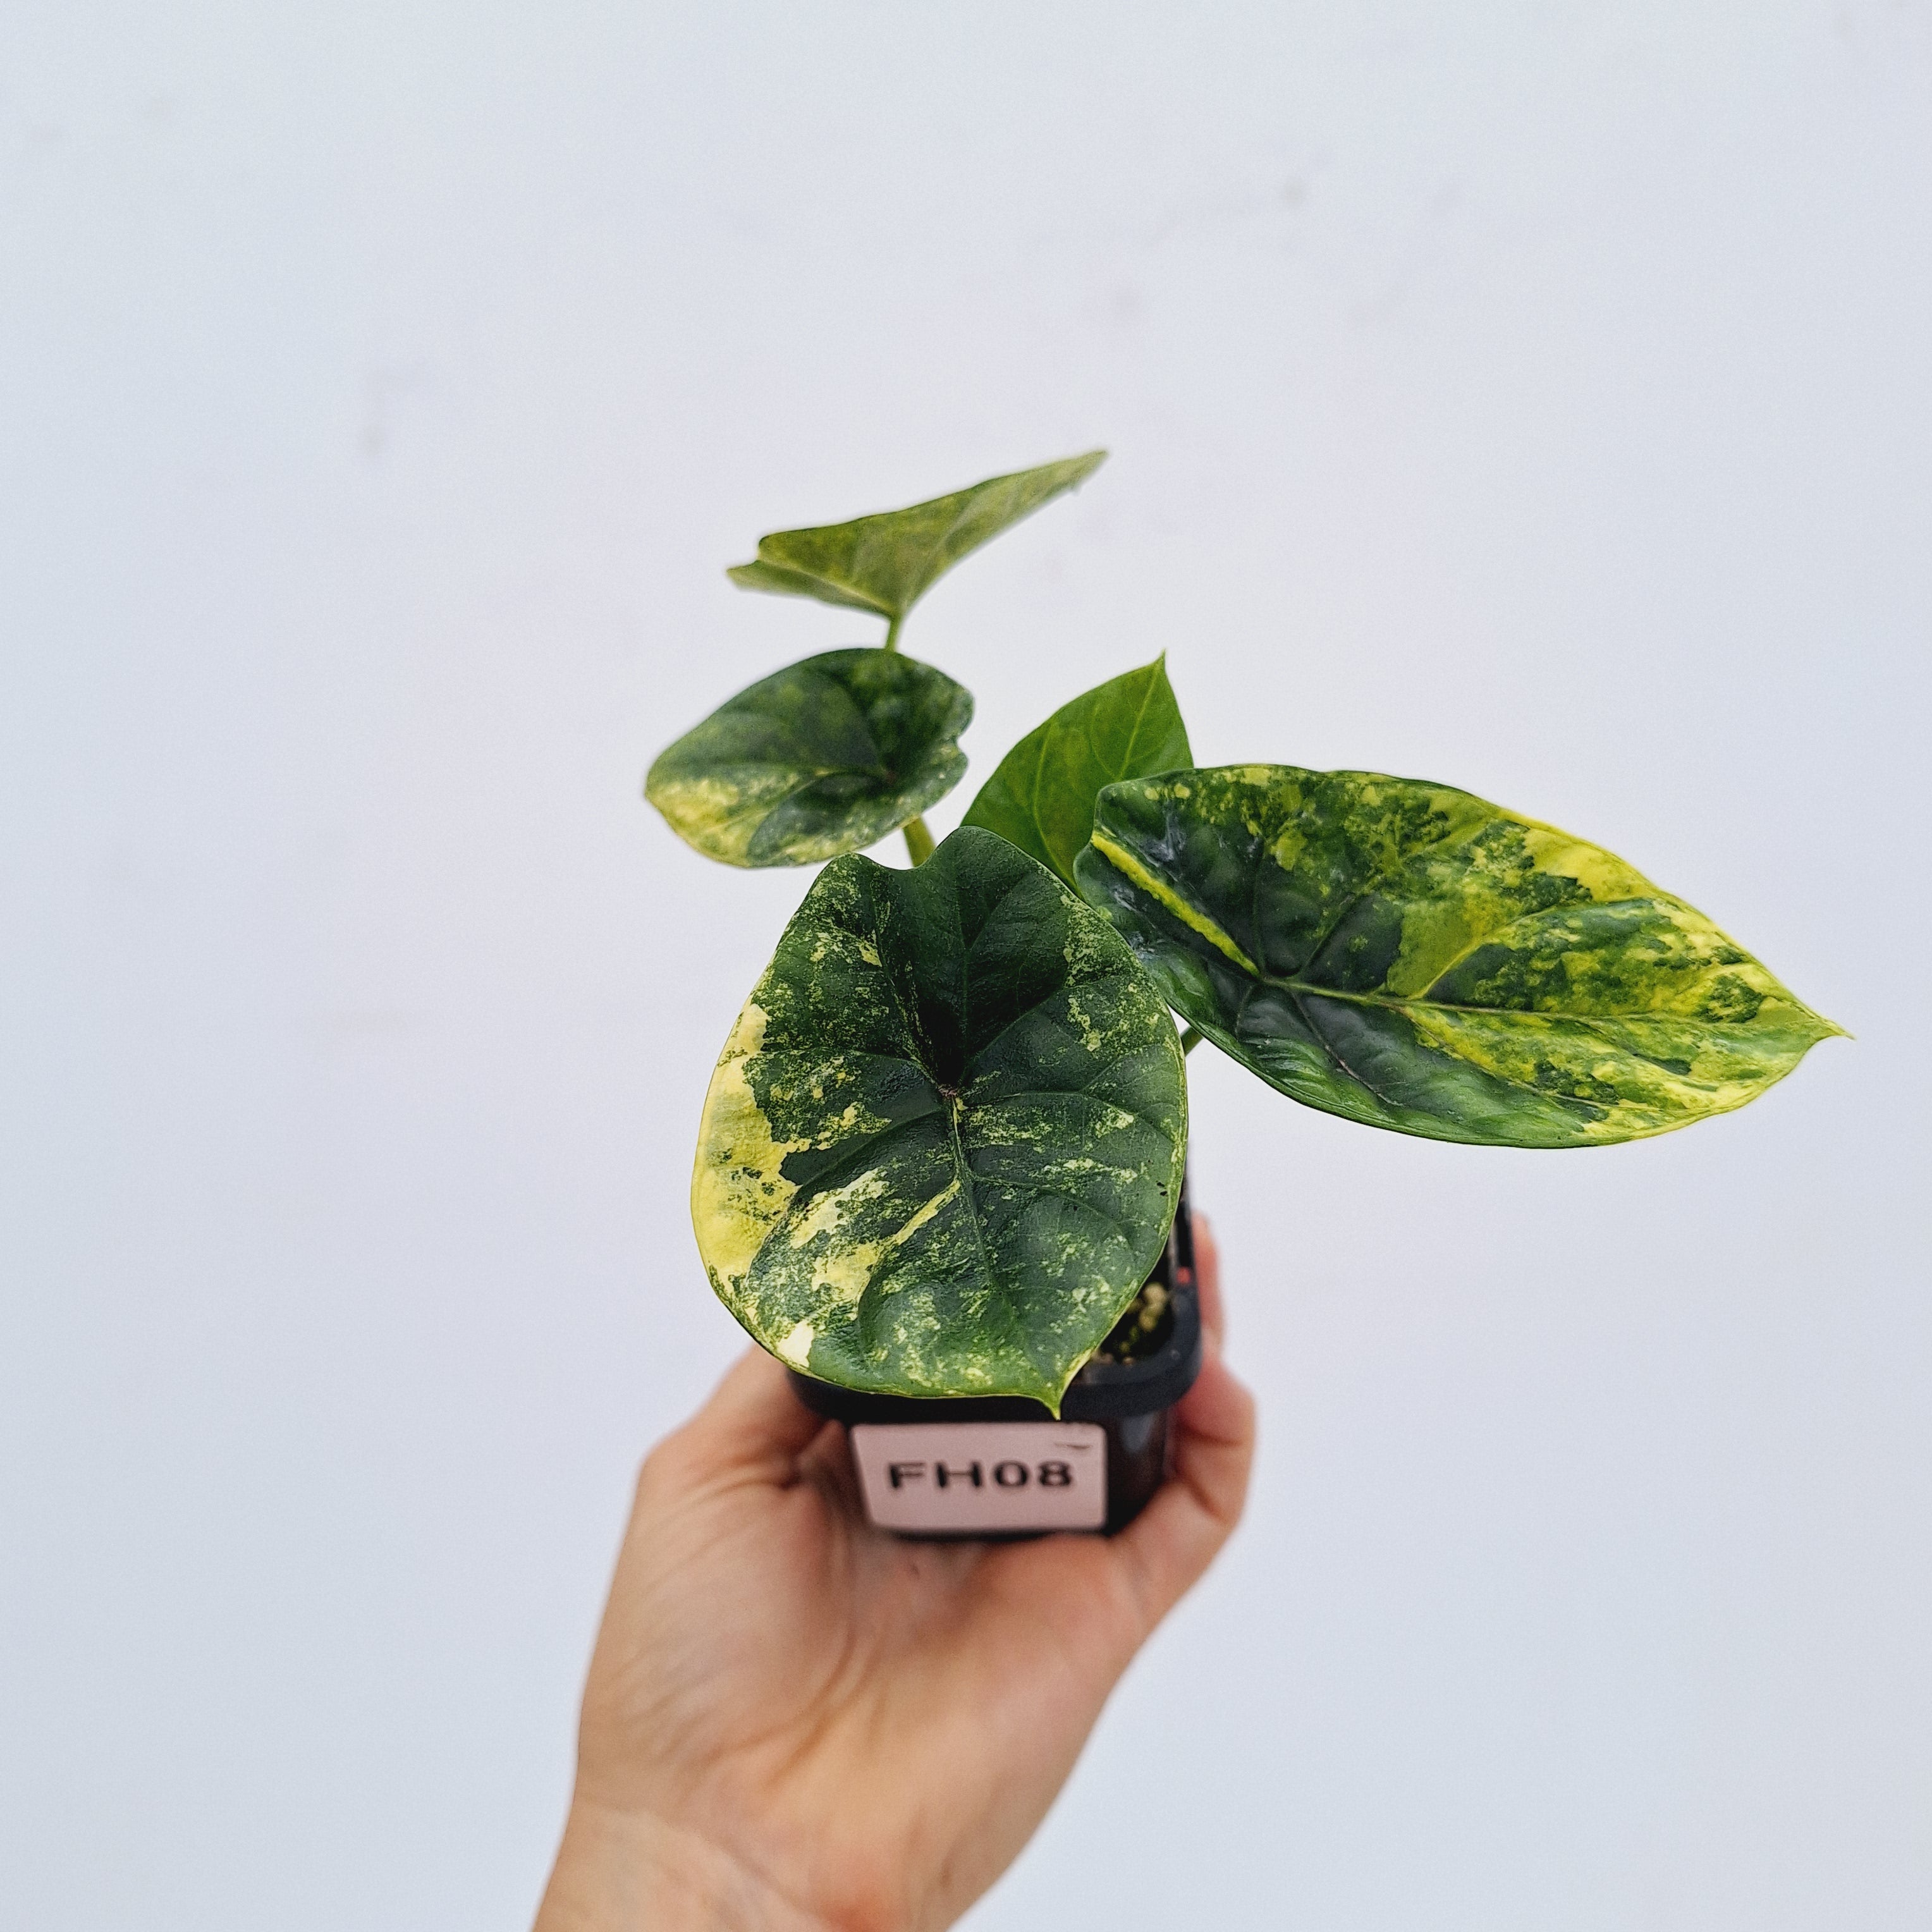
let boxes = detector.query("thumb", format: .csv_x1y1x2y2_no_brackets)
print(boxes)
657,1345,827,1484
1105,1338,1256,1642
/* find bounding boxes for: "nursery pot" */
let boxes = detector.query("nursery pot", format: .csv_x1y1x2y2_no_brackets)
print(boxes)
787,1187,1202,1539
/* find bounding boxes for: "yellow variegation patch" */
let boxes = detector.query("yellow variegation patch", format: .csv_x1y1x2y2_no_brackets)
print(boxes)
690,1000,806,1297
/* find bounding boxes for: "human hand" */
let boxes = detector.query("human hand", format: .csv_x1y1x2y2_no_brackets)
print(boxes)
535,1220,1254,1932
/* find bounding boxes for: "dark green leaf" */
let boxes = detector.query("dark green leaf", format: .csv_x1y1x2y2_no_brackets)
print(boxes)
1074,765,1842,1147
693,828,1187,1407
726,451,1107,623
962,656,1192,886
647,649,972,867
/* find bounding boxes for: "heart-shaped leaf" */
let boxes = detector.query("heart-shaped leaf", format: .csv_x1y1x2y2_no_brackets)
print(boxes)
1074,765,1842,1147
647,649,972,867
962,656,1192,886
693,826,1187,1407
726,451,1106,624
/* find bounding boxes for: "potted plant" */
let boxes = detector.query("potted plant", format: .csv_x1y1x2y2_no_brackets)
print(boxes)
645,453,1841,1538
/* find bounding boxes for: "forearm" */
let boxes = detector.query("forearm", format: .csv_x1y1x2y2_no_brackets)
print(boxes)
537,1801,838,1932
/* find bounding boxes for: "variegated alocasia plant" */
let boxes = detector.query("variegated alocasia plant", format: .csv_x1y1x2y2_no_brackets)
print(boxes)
649,455,1841,1409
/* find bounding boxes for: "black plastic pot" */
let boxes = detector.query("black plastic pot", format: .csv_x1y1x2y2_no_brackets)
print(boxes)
788,1188,1202,1539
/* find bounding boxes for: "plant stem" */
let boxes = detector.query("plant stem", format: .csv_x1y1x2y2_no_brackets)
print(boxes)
883,614,903,652
1178,1025,1203,1055
902,816,936,865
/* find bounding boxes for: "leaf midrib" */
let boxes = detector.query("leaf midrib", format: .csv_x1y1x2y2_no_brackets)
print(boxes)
1207,962,1767,1027
1092,829,1751,1027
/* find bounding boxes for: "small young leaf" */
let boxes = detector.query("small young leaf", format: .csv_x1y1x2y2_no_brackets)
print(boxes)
692,827,1187,1408
962,656,1192,886
726,451,1106,623
1074,765,1843,1148
647,649,971,867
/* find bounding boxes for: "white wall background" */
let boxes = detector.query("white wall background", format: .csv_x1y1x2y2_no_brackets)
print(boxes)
3,4,1927,1926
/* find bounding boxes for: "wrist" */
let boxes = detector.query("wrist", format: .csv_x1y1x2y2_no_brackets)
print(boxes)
536,1798,836,1932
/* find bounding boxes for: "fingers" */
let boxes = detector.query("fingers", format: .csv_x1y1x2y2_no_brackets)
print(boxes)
796,1415,864,1515
1105,1338,1255,1644
1192,1213,1225,1349
659,1346,824,1481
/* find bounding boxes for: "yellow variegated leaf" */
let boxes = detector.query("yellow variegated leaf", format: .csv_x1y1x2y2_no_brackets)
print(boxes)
694,828,1187,1407
727,451,1106,626
1074,765,1842,1147
647,648,970,867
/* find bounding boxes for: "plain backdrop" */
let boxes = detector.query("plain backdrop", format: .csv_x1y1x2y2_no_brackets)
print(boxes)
3,5,1928,1928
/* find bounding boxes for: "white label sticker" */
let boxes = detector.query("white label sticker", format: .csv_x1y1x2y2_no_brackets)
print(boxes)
850,1421,1107,1534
